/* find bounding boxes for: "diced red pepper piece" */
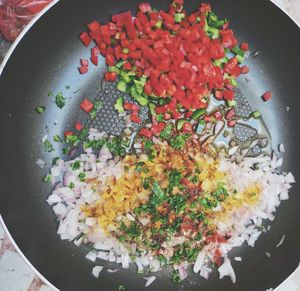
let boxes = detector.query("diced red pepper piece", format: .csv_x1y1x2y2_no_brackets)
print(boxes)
204,115,212,123
130,114,141,123
106,54,115,66
182,122,193,133
91,46,100,57
199,3,211,13
123,62,132,70
213,111,222,120
241,65,250,74
124,102,133,111
151,122,165,135
227,120,237,127
172,110,182,120
140,128,152,138
139,3,152,13
87,21,101,33
131,104,139,112
79,32,92,47
104,72,117,81
223,90,235,101
78,66,88,74
80,98,94,113
80,59,89,66
164,112,171,120
262,91,272,102
64,131,74,137
225,108,235,120
91,54,98,66
75,121,83,131
214,90,223,100
240,42,249,51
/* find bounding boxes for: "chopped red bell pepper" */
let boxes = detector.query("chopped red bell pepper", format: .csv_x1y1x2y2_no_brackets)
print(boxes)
104,72,117,81
91,54,98,66
131,104,139,112
214,90,223,100
182,122,193,133
227,120,237,127
130,113,141,123
139,3,152,13
241,65,249,74
87,21,101,33
80,59,89,66
80,98,94,113
140,128,152,138
240,42,249,51
79,32,92,47
75,121,83,131
106,54,116,66
225,108,235,120
78,66,88,74
213,111,222,120
262,91,272,102
123,62,132,70
151,122,166,135
64,131,74,137
124,102,133,110
223,90,235,101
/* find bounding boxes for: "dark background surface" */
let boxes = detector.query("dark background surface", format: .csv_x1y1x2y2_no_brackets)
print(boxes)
0,0,300,290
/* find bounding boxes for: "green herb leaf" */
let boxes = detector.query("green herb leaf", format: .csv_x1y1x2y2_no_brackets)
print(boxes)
35,106,46,114
55,92,66,109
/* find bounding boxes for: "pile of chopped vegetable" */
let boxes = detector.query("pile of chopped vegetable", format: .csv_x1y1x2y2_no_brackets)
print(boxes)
78,0,251,135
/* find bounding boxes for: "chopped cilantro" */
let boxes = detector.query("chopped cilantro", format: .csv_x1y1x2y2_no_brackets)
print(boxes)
159,123,173,140
156,114,164,122
35,106,45,114
42,139,54,152
52,157,60,166
78,172,86,181
48,91,53,97
55,92,66,109
71,161,81,171
53,135,62,142
43,174,52,183
171,269,181,283
68,182,75,189
170,134,190,149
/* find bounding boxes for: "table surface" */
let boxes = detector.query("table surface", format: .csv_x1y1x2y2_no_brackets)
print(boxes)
0,1,299,290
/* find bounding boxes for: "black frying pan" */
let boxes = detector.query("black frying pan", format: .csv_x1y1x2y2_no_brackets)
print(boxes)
0,0,300,290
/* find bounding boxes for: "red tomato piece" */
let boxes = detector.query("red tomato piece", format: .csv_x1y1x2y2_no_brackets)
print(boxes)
80,98,94,113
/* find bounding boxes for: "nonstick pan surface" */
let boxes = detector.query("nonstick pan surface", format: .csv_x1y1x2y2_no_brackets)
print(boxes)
0,1,300,290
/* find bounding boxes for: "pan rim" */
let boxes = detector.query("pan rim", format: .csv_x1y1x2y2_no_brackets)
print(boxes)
0,0,299,290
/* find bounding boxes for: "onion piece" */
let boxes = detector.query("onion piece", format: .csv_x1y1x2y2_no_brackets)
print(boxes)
218,257,236,283
92,266,103,278
144,276,156,287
